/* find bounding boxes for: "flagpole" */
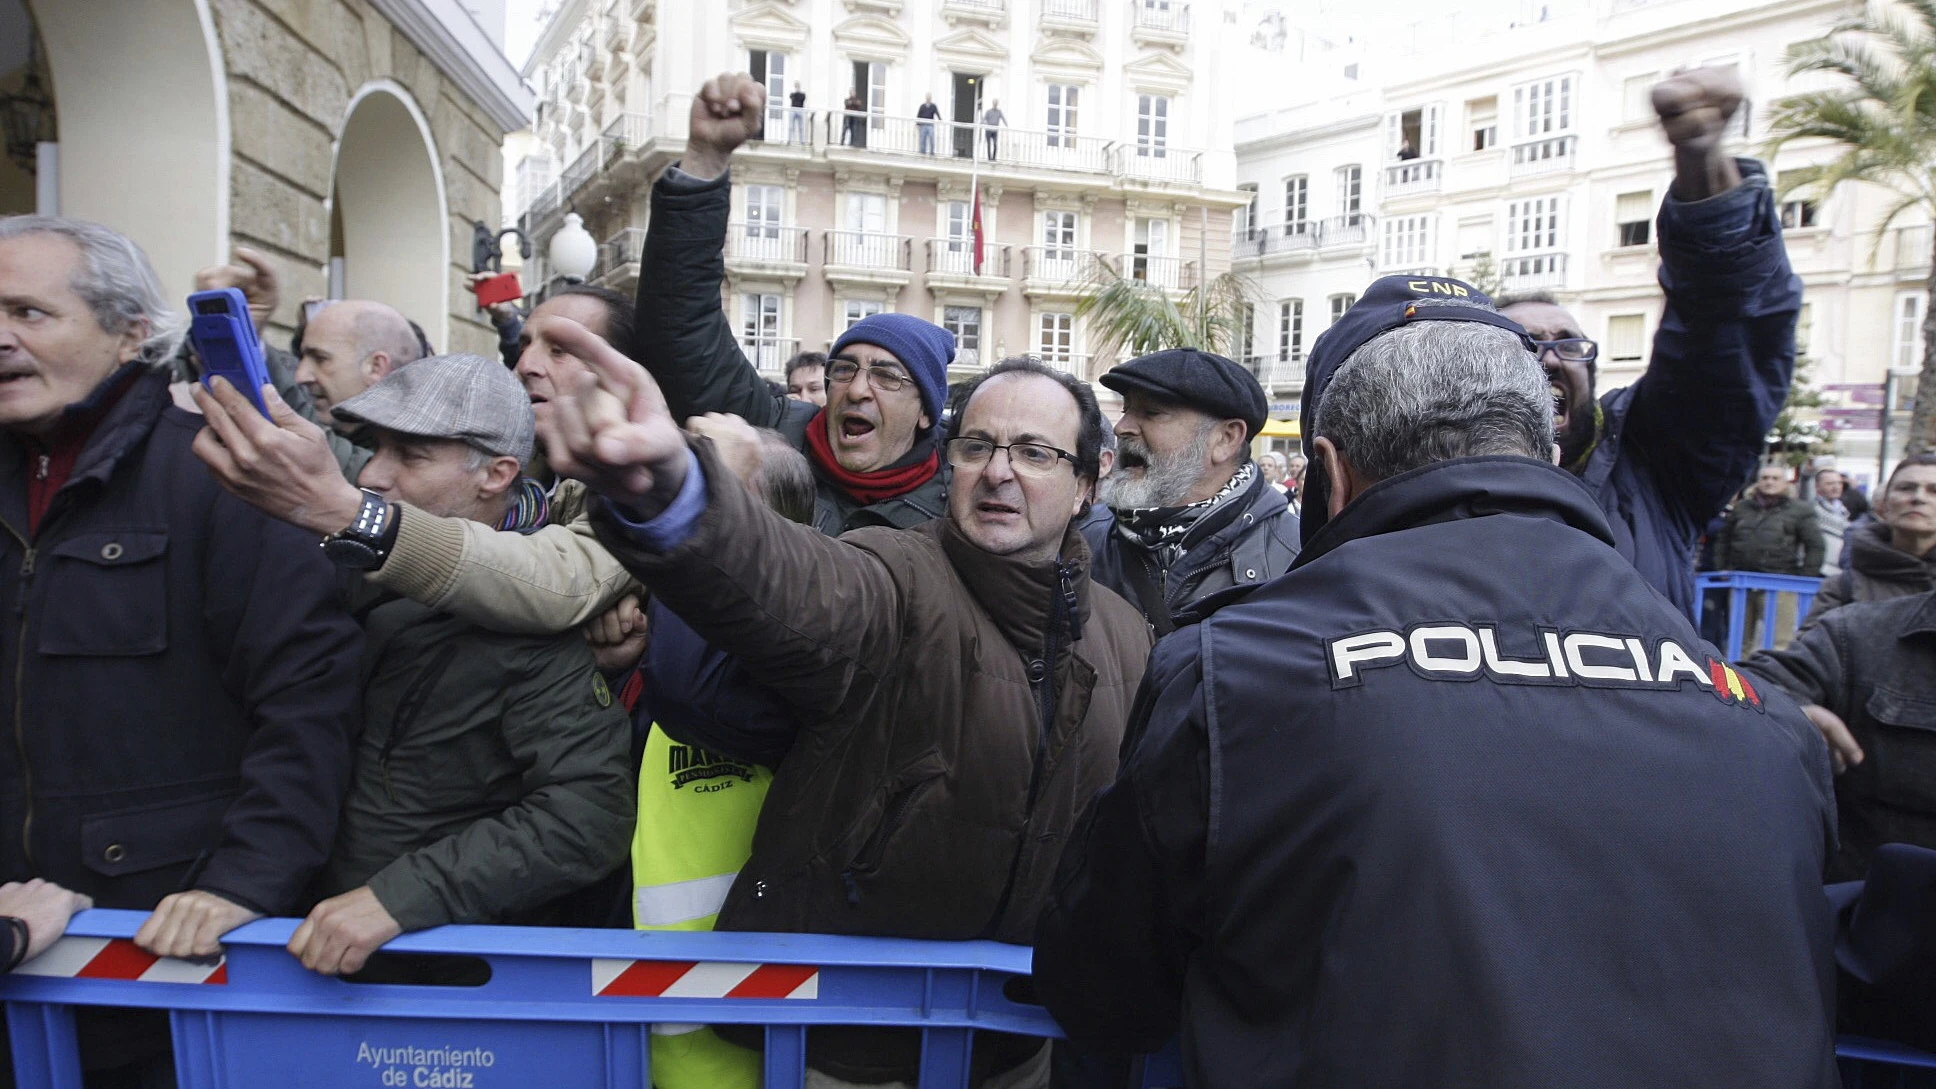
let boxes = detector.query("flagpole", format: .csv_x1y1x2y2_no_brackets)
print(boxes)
969,108,984,278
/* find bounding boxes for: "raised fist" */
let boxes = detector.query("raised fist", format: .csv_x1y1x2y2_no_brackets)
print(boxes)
685,73,767,179
194,247,280,336
1651,66,1745,156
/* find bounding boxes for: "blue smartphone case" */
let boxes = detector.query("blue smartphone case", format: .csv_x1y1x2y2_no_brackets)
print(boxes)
186,287,273,417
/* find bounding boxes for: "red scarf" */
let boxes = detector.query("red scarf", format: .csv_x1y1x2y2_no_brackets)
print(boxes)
802,408,939,506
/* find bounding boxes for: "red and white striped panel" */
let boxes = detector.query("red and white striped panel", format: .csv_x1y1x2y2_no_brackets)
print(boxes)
14,937,226,984
592,958,818,1000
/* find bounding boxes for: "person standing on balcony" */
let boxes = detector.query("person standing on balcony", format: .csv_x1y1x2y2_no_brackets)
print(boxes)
982,99,1005,160
635,74,953,537
788,82,806,145
843,88,865,148
1493,66,1799,620
917,93,941,156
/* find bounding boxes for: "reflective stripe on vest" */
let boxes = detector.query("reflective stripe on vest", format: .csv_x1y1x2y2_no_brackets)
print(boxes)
635,871,740,928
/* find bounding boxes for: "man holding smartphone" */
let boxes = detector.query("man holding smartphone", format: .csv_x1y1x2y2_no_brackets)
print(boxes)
0,216,363,1079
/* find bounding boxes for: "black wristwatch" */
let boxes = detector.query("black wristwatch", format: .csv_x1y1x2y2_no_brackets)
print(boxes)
321,489,397,570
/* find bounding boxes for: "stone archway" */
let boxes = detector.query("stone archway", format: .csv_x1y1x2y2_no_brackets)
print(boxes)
330,83,449,352
29,0,228,302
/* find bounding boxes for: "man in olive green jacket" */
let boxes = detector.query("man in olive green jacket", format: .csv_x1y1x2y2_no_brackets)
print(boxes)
196,355,634,976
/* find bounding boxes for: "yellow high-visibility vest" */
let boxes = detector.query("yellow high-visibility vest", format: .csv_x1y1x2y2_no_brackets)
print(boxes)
632,726,773,1089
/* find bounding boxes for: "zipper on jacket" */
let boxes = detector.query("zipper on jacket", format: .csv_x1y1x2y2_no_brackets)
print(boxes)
378,642,462,804
841,776,940,906
32,456,47,481
2,519,35,868
982,561,1079,936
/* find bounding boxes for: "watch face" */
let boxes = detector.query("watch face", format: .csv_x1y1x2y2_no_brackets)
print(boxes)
323,536,381,570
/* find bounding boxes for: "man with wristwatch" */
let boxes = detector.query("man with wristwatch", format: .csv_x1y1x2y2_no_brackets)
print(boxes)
199,353,635,975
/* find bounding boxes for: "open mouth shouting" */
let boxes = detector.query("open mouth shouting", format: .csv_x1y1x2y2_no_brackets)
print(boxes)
1550,381,1569,433
837,411,878,446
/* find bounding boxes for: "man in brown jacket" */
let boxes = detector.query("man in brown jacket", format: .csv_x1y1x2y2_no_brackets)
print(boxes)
535,318,1151,1088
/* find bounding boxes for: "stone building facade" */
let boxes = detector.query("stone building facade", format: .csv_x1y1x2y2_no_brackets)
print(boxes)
3,0,529,356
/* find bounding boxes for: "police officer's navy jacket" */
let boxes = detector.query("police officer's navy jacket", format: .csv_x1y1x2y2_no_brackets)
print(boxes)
1034,455,1839,1089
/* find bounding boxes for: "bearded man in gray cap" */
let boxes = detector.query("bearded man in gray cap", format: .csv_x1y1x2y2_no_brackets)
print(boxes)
195,354,635,977
1087,349,1300,632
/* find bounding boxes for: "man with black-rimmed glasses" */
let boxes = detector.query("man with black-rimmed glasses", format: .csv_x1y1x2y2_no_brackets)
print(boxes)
1495,66,1800,618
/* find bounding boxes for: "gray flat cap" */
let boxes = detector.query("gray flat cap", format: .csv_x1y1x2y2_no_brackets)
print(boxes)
333,352,534,464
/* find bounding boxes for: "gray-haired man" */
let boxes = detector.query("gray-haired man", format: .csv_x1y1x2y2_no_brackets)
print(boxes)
1037,275,1838,1089
197,354,635,977
0,215,365,1078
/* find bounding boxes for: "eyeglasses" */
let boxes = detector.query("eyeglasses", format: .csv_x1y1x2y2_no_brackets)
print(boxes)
946,437,1078,477
1531,338,1598,362
828,359,914,392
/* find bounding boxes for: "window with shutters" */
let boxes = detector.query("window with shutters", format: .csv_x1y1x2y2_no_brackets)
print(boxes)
1386,104,1442,161
1778,171,1820,229
1047,84,1080,148
943,306,982,361
1329,293,1356,324
1284,176,1309,231
1038,312,1075,362
1896,293,1926,372
1606,314,1646,363
1042,210,1077,259
1615,191,1652,248
1335,165,1361,219
844,299,884,328
1237,303,1255,359
1508,197,1563,253
1382,215,1435,269
1512,74,1574,137
1279,299,1304,363
1466,96,1498,151
1236,184,1259,239
1622,73,1658,123
1136,94,1169,157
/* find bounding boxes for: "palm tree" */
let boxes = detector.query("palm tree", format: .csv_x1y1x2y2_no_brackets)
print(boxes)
1766,0,1936,454
1074,262,1257,363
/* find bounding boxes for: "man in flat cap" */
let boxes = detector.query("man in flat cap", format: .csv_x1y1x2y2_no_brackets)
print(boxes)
198,354,635,976
1036,276,1838,1089
1086,349,1299,633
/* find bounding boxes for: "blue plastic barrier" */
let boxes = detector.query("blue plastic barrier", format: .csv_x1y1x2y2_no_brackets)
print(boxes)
1693,570,1822,660
5,911,1929,1088
0,909,1103,1089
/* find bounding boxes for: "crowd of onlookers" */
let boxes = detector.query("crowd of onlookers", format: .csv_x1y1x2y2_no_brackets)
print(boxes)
0,64,1930,1089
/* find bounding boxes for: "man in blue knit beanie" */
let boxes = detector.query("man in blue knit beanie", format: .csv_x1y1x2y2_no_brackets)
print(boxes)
629,73,961,537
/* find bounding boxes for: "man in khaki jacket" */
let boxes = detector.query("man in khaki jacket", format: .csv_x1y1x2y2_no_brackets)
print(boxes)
535,318,1151,1089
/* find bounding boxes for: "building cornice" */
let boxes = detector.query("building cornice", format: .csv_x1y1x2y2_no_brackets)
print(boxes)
368,0,534,133
523,0,590,75
1236,113,1379,154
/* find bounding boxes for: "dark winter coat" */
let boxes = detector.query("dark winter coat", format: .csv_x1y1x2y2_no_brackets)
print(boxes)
1716,493,1825,575
1800,518,1936,630
1575,160,1801,617
0,368,363,915
633,167,948,537
1745,590,1936,881
1036,456,1838,1089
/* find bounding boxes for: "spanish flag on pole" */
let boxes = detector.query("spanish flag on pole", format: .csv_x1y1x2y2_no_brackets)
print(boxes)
970,180,985,276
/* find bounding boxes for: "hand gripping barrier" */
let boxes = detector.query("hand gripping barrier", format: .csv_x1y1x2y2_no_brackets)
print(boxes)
1693,571,1822,661
0,909,1110,1089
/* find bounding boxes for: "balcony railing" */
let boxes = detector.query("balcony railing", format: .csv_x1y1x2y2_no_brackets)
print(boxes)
599,227,647,276
1230,221,1320,259
1384,159,1441,196
1131,0,1190,33
1510,135,1577,177
824,113,1114,174
926,239,1013,277
942,0,1008,15
1042,0,1100,23
1023,246,1110,285
521,114,653,229
1500,253,1567,291
1320,214,1372,247
1036,352,1091,378
825,230,913,270
1895,224,1932,271
726,223,811,264
740,336,800,377
1127,254,1193,290
1246,354,1304,391
1116,144,1203,184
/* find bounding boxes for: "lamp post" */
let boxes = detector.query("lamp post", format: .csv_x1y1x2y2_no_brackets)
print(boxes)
471,221,532,274
1,41,52,174
547,212,598,284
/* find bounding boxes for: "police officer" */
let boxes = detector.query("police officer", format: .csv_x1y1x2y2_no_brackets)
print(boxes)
1034,276,1839,1089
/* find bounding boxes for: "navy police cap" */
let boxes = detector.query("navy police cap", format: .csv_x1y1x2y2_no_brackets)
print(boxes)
1298,275,1537,545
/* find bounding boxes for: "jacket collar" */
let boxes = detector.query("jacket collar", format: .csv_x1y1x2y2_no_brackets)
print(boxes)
937,516,1093,652
1850,518,1936,580
1291,455,1618,571
1900,592,1936,639
0,364,166,490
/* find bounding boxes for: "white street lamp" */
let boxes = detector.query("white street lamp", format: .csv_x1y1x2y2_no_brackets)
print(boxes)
547,212,598,283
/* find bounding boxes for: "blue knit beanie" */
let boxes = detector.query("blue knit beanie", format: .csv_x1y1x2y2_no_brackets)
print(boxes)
830,313,955,429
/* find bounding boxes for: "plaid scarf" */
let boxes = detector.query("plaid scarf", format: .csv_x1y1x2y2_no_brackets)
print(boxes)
1113,461,1257,567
